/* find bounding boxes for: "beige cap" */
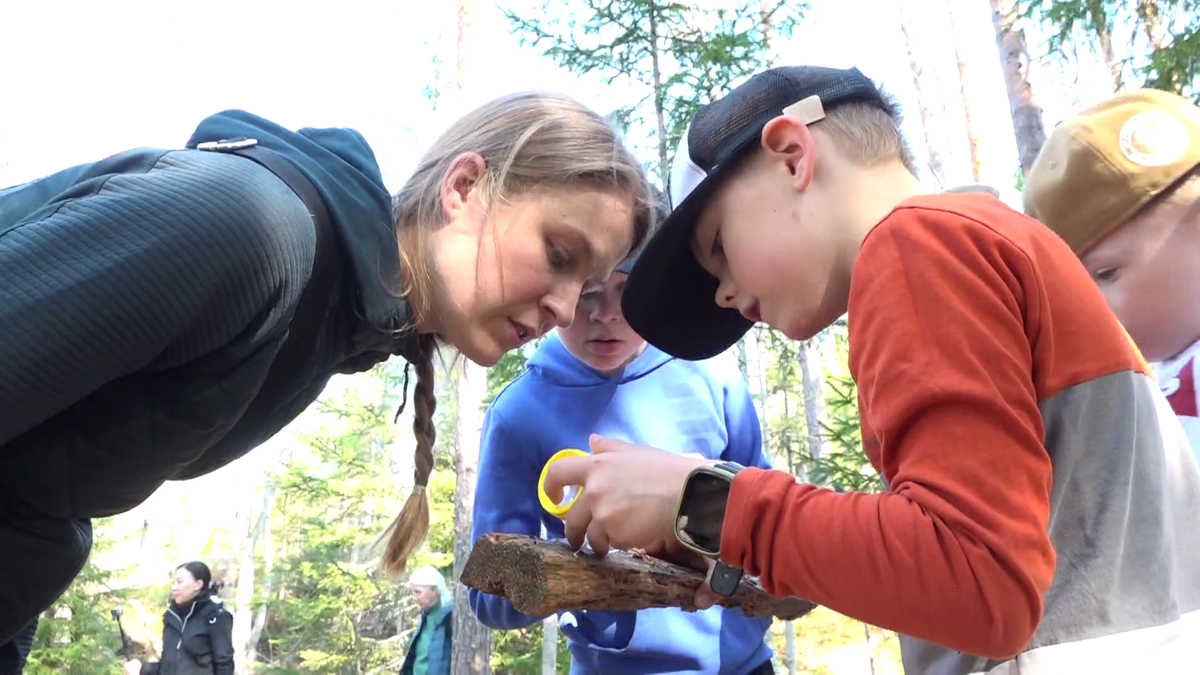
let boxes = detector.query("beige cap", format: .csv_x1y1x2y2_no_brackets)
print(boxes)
1024,89,1200,254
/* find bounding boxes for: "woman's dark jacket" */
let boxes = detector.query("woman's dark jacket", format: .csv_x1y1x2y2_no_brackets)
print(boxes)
0,110,422,644
143,591,234,675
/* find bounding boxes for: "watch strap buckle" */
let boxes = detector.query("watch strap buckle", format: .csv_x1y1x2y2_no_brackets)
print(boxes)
709,561,744,598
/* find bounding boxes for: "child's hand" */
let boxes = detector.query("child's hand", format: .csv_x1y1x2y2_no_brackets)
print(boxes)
640,538,706,571
543,435,710,558
641,539,723,611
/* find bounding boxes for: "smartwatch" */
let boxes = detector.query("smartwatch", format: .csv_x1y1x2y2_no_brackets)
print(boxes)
673,461,745,597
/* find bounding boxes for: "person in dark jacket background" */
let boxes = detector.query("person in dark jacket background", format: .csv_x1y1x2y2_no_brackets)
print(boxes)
124,562,233,675
0,92,652,673
400,566,452,675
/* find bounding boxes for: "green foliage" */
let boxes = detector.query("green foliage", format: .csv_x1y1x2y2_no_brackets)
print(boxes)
490,621,571,674
27,523,127,675
421,470,458,571
753,318,879,492
1019,0,1199,100
503,0,802,181
804,372,881,494
255,367,447,673
484,337,550,407
486,350,528,404
1144,23,1200,98
772,606,903,674
755,326,806,472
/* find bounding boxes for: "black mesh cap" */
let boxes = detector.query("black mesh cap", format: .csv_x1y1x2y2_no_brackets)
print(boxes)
622,66,887,360
615,183,668,275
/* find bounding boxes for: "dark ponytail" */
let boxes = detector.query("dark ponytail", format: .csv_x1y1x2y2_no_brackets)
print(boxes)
178,561,213,590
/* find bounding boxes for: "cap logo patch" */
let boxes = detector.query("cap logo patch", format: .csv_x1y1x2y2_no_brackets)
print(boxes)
782,95,826,124
1118,111,1189,167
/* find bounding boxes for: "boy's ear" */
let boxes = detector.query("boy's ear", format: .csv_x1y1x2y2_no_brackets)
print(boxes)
760,115,817,193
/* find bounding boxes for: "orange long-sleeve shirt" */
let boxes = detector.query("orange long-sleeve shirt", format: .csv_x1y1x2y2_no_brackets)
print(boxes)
720,193,1162,660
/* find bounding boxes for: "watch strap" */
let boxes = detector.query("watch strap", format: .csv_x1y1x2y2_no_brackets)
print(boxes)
709,561,744,598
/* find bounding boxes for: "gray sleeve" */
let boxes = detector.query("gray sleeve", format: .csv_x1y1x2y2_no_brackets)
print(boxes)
0,151,313,445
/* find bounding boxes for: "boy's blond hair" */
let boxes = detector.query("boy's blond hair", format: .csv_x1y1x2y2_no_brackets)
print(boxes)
817,95,918,176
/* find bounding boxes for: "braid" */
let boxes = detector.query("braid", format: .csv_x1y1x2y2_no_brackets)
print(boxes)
410,334,438,488
381,333,438,576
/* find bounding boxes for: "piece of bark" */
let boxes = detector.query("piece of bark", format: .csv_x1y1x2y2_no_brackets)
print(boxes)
461,534,816,620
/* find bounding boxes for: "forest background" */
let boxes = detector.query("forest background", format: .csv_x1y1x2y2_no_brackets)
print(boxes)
3,0,1195,672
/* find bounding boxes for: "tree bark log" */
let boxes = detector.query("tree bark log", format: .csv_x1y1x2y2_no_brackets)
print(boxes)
462,534,817,620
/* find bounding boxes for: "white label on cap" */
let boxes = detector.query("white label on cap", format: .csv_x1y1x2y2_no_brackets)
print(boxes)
1118,111,1189,167
669,128,709,210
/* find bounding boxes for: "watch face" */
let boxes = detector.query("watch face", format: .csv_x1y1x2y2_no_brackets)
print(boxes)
677,471,730,555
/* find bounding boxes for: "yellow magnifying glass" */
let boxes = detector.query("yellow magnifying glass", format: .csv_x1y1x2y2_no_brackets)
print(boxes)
538,448,590,518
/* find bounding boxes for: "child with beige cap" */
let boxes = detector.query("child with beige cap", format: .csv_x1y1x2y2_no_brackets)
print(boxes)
1025,89,1200,456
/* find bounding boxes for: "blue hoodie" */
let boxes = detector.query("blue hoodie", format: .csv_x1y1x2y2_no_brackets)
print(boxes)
470,335,774,675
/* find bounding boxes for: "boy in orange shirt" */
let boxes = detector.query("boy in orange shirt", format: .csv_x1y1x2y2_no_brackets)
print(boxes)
543,66,1200,673
1024,89,1200,458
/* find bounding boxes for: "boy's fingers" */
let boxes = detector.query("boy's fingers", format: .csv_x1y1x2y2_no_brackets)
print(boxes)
589,434,642,455
640,540,666,558
695,560,721,610
586,521,611,558
563,494,594,551
543,456,592,503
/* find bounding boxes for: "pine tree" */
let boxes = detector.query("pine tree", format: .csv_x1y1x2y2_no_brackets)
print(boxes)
503,0,799,183
1019,0,1199,100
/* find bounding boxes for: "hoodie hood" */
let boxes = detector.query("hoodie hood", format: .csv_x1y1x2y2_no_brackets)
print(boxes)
526,333,673,387
186,110,419,359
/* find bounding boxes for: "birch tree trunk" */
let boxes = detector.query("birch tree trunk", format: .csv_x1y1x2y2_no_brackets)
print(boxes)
246,502,273,660
1087,2,1124,92
541,616,559,675
947,0,986,182
453,360,492,674
233,485,274,671
1137,0,1165,51
451,1,492,671
455,0,475,95
899,1,951,187
989,0,1047,176
759,0,779,67
539,522,558,675
798,340,826,462
648,1,670,182
863,621,877,674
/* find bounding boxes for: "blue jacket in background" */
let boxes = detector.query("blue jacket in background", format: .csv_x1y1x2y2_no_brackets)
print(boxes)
469,335,774,674
400,604,452,675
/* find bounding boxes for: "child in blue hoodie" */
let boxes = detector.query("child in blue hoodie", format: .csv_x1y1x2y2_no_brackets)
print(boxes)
469,243,776,674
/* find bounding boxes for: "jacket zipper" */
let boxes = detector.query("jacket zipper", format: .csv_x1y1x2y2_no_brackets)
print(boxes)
171,603,197,649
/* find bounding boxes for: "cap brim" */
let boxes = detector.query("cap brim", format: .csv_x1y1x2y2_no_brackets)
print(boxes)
621,161,753,361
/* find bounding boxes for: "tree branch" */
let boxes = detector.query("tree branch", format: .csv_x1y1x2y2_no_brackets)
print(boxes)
461,534,816,620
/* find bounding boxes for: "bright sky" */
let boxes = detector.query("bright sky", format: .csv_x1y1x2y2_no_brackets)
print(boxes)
2,0,1114,193
2,0,1117,560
